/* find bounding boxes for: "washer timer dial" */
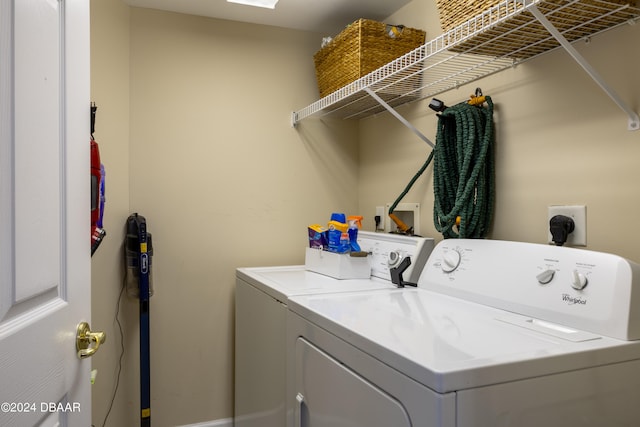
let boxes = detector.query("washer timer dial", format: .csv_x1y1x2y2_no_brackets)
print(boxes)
441,250,461,273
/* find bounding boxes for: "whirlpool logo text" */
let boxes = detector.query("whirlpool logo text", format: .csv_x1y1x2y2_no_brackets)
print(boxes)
562,294,587,305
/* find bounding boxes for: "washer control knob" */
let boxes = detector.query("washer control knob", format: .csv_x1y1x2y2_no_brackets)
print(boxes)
571,270,588,290
388,251,402,269
536,269,555,285
441,250,461,273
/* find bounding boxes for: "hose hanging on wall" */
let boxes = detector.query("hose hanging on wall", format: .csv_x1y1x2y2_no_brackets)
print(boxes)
433,95,495,239
388,150,434,235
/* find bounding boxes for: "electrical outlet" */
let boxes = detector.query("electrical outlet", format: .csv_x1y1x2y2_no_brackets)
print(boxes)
375,206,385,231
548,205,586,246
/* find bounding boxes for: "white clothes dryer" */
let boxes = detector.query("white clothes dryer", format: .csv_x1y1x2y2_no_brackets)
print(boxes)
287,239,640,427
234,231,434,427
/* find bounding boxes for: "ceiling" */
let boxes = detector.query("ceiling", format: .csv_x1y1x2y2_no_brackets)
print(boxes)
124,0,412,35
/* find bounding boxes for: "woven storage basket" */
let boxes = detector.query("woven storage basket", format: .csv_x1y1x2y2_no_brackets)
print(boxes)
314,19,426,98
437,0,635,33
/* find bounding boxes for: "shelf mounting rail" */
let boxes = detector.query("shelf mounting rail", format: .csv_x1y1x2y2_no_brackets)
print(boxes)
292,0,640,131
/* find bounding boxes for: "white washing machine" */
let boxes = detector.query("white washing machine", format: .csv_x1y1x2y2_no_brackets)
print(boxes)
287,239,640,427
234,231,435,427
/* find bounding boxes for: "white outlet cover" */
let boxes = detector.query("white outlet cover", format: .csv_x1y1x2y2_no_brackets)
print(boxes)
385,202,420,235
548,205,586,246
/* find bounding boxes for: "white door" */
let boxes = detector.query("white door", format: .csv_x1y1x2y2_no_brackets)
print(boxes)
0,0,92,426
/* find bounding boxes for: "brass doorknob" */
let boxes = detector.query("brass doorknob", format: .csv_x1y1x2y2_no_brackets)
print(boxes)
76,322,106,359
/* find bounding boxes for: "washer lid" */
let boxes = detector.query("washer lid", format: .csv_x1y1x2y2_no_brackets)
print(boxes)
288,288,640,393
237,232,435,301
237,266,394,302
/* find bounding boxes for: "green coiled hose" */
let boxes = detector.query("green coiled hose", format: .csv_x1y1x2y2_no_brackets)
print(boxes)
433,96,495,238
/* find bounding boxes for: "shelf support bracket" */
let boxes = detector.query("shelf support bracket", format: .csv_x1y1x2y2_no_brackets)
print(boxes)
528,4,639,131
364,88,435,148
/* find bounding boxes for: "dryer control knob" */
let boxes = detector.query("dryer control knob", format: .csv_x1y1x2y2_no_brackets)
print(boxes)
571,270,588,290
388,251,402,269
536,269,555,285
441,250,461,273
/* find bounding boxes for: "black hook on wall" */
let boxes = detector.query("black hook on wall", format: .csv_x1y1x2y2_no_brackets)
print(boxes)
90,102,97,138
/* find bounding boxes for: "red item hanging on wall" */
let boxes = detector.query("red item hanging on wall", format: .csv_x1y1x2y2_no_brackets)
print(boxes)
91,138,105,252
90,103,106,255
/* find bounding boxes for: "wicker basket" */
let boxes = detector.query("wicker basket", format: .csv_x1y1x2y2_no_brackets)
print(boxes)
437,0,636,33
314,19,426,98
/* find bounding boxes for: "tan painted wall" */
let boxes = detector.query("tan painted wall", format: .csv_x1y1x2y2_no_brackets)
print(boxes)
361,0,640,259
91,0,640,425
91,2,358,426
90,1,136,427
128,9,358,425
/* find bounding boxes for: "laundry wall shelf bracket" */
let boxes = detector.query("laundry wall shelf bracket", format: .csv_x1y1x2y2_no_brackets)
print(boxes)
526,2,640,131
291,0,640,131
363,88,435,147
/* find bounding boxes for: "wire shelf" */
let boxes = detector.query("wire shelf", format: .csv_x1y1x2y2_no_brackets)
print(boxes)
292,0,640,124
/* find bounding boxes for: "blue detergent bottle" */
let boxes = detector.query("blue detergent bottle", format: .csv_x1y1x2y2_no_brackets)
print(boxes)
347,215,363,252
328,220,349,253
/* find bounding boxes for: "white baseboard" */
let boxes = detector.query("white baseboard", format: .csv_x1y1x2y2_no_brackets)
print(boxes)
178,417,233,427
